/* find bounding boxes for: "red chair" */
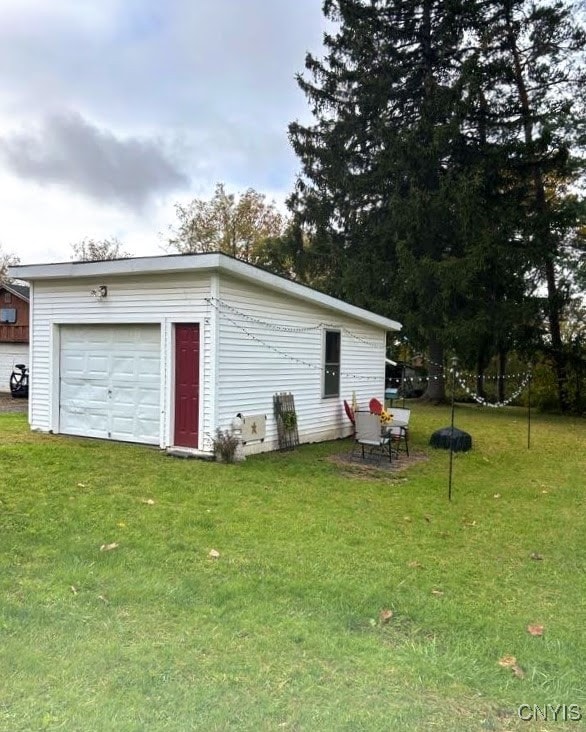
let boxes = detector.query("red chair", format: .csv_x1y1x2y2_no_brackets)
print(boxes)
369,397,383,415
343,400,356,434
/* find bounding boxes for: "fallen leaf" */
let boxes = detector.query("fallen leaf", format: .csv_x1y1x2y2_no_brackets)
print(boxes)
208,549,220,559
141,499,155,505
527,624,544,637
100,542,119,552
431,589,444,597
379,609,393,624
497,656,525,678
424,515,432,523
77,483,86,488
97,595,109,604
117,522,126,528
70,585,78,595
493,493,501,499
530,552,543,561
511,664,525,679
403,516,412,523
464,520,477,527
541,490,549,494
407,560,424,569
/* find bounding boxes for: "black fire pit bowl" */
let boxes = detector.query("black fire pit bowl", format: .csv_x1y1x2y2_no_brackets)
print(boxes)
429,427,472,452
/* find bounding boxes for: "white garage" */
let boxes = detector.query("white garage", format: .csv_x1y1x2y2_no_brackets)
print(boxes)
9,253,402,454
59,324,161,444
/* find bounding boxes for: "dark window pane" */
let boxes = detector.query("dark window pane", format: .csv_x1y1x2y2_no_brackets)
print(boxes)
325,331,340,362
324,330,341,397
324,367,339,397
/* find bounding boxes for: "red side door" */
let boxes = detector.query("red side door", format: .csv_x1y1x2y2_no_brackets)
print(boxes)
174,324,200,447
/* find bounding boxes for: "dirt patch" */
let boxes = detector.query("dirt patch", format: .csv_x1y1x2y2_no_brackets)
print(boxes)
328,448,428,478
0,393,28,413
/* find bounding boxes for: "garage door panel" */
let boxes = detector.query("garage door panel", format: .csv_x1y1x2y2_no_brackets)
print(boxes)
136,356,160,376
61,379,110,404
87,355,110,378
60,354,85,376
59,325,161,445
62,409,109,437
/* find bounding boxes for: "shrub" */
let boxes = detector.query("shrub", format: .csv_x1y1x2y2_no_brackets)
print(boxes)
212,427,240,463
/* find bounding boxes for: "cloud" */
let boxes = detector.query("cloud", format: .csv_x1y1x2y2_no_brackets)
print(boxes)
0,111,189,208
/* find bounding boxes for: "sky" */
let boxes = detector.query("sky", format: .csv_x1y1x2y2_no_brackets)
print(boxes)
0,0,327,264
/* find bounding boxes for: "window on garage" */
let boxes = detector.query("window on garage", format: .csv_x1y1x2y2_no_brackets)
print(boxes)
323,329,341,398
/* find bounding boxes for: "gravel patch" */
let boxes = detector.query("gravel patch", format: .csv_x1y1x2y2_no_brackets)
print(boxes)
0,393,28,413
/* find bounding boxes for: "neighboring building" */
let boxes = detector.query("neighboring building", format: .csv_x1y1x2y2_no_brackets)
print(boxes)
9,253,401,455
0,282,29,392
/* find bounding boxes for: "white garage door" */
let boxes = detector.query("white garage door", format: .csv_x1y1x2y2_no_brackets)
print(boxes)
60,325,161,444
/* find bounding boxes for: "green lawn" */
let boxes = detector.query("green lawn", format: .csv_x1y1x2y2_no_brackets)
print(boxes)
0,405,585,731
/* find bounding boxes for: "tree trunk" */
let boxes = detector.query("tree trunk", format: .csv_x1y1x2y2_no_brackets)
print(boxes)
422,339,446,402
497,349,507,403
476,351,488,401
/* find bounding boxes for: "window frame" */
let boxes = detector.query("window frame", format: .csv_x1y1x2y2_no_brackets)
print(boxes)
322,328,341,398
0,307,17,324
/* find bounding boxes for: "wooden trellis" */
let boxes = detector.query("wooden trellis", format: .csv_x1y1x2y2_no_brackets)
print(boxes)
273,392,299,451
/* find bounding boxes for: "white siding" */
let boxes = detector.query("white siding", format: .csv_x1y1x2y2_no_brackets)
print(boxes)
30,273,213,449
0,343,29,392
216,276,387,453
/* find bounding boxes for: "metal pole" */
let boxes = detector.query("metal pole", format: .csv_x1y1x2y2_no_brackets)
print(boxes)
402,362,406,408
448,357,458,502
527,369,533,450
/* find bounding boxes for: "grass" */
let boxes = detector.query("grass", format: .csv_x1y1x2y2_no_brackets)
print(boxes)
0,404,585,731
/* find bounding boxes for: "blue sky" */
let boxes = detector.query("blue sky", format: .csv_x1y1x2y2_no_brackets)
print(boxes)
0,0,326,262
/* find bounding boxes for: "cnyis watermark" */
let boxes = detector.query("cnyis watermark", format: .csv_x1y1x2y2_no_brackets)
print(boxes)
518,704,582,722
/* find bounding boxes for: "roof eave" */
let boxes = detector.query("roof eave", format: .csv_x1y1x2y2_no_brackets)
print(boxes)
8,253,402,333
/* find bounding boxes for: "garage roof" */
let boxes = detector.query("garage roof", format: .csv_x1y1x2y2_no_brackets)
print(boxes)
9,252,402,333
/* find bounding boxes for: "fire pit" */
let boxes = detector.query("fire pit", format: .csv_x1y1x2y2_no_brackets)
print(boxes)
429,427,472,452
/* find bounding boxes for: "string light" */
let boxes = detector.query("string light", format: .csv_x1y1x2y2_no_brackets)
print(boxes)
426,357,531,381
207,297,383,349
206,298,533,396
451,369,532,408
205,297,384,381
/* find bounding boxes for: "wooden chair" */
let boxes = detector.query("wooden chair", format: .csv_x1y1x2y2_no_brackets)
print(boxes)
388,407,410,456
353,411,392,464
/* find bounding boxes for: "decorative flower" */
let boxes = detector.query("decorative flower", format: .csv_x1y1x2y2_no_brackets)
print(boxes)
380,409,393,424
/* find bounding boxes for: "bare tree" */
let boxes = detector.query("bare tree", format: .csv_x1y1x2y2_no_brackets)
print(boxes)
71,237,130,262
0,244,19,283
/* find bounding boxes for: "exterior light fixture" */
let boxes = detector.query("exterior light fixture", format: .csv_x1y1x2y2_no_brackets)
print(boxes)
90,285,108,299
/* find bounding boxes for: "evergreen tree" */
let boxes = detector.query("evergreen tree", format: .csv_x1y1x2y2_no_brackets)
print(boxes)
290,0,482,399
471,0,586,411
289,0,585,407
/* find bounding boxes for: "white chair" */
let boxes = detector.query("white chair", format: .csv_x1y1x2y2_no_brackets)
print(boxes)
387,407,410,456
354,411,392,464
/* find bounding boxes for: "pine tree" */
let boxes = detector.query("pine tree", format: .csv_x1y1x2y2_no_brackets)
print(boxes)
472,0,586,411
289,0,492,399
289,0,585,407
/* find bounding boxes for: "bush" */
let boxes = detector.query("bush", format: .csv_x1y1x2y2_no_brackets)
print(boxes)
212,427,240,463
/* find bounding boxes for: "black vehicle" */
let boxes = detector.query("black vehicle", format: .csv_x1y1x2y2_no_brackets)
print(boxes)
10,364,29,399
